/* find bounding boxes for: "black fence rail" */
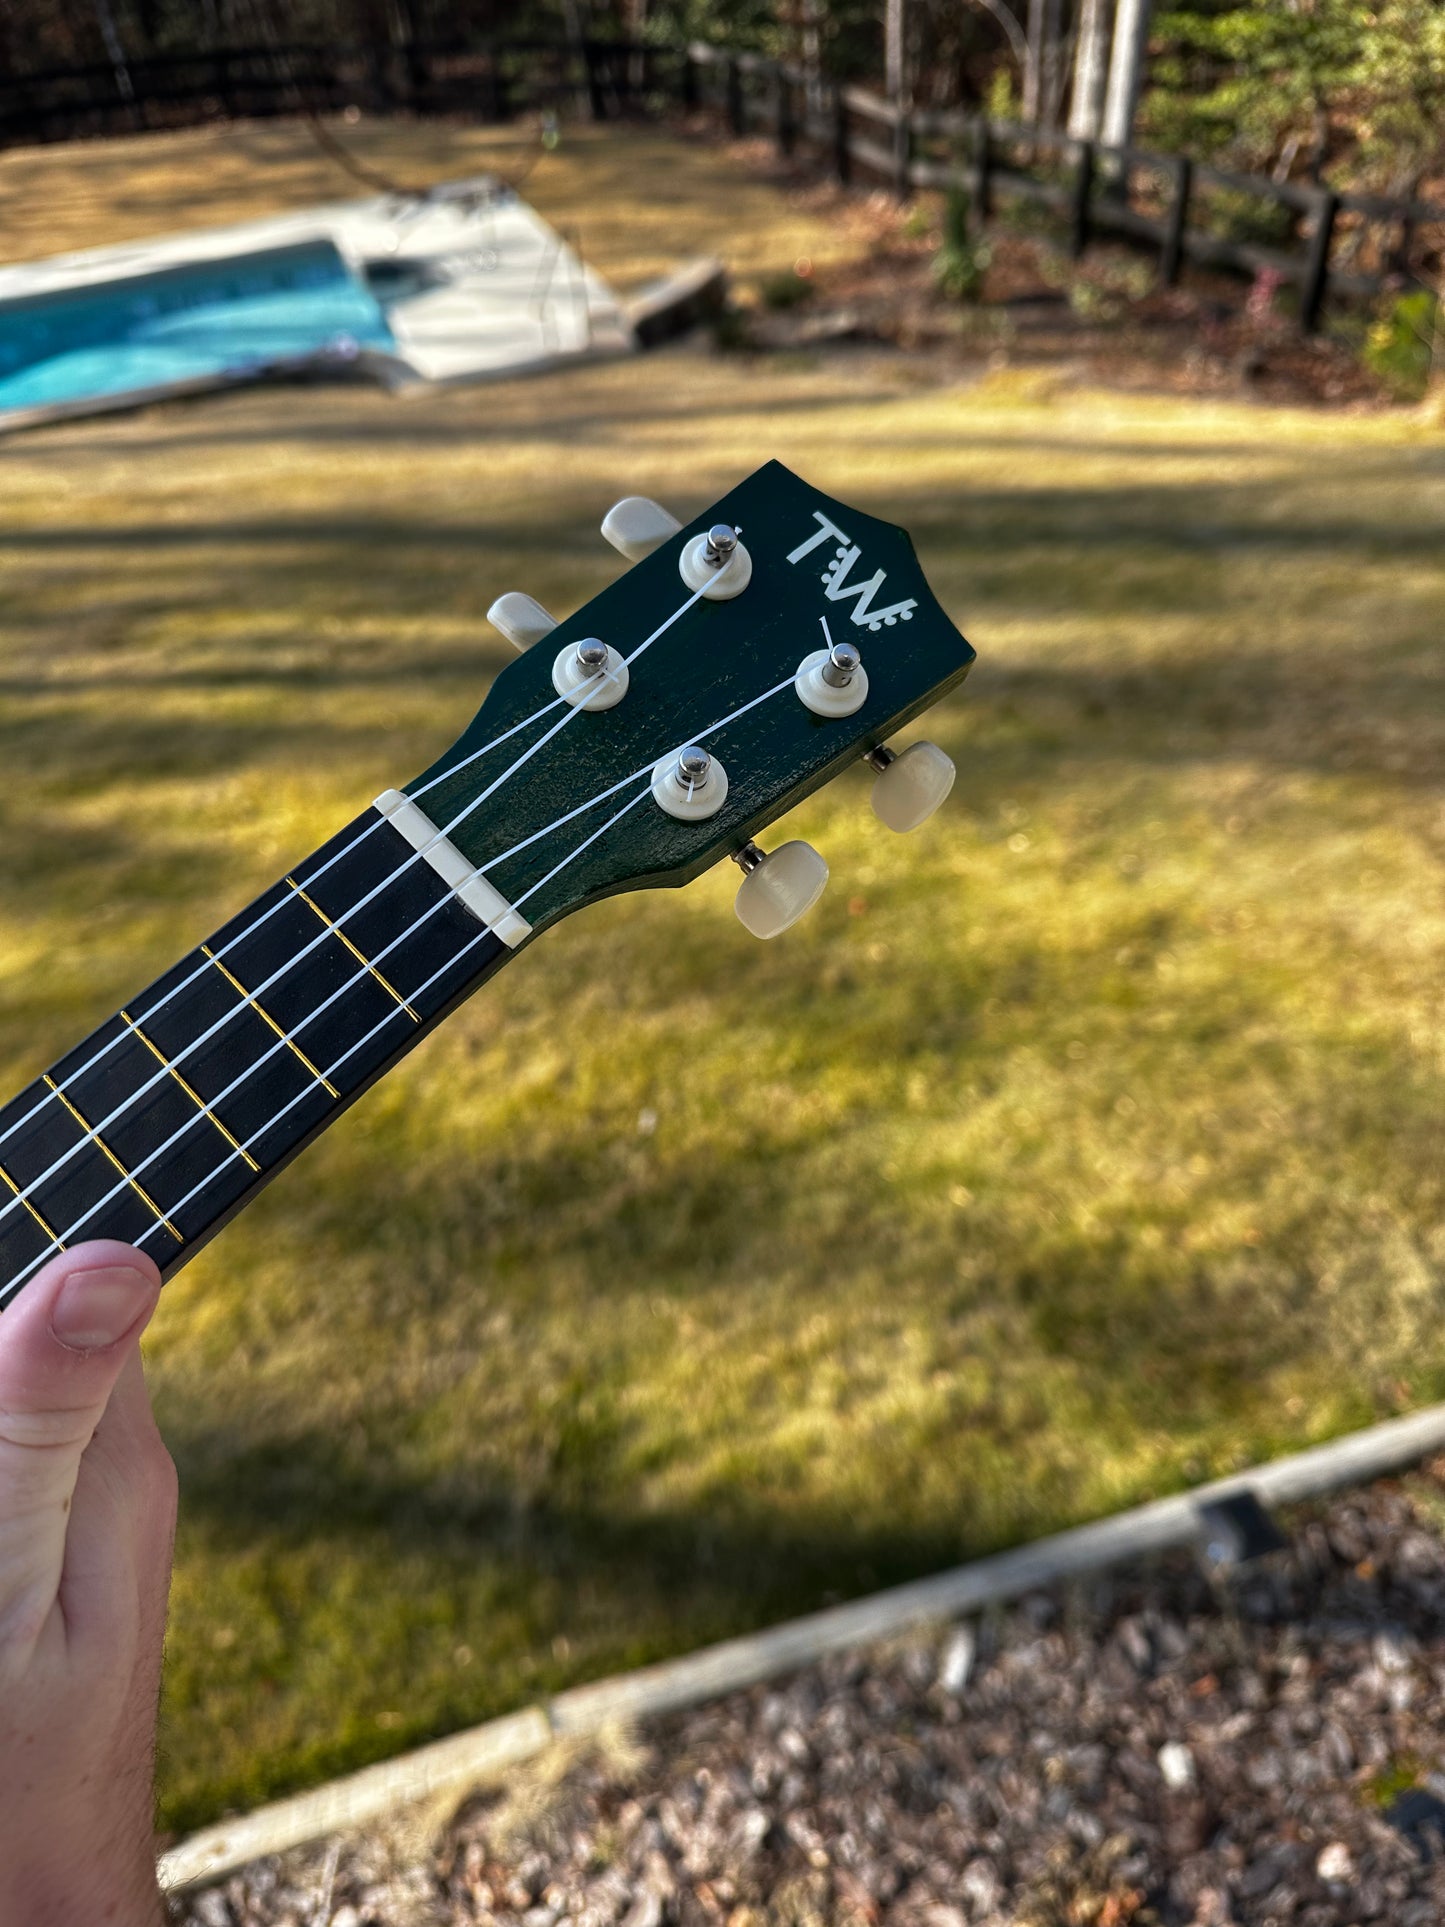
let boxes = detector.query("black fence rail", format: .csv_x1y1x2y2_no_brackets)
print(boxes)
683,44,1443,336
1,34,1439,336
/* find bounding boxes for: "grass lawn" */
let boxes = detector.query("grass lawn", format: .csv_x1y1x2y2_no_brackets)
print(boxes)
1,119,1443,1835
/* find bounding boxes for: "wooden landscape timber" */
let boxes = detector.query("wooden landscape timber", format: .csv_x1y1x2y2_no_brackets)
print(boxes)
160,1398,1445,1893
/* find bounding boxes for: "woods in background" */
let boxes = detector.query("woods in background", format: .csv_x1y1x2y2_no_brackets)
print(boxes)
4,0,1442,198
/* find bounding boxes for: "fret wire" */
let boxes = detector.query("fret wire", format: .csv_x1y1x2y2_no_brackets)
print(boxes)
40,1074,184,1245
121,1008,261,1174
4,885,472,1289
0,657,787,1262
0,677,575,1165
285,877,421,1024
134,923,500,1253
199,946,341,1099
0,1154,65,1249
0,569,723,1305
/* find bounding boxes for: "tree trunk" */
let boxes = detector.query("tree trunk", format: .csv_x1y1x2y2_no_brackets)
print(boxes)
1100,0,1151,151
885,0,906,104
1067,0,1113,141
1024,0,1045,121
92,0,134,101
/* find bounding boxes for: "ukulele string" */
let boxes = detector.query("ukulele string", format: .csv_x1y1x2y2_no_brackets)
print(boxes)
0,587,706,1226
0,670,794,1291
0,686,573,1163
130,790,661,1254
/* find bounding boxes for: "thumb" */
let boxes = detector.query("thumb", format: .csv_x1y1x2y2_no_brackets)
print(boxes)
0,1241,162,1648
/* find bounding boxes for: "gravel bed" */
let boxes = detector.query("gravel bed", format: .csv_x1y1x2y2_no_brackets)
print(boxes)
170,1461,1445,1927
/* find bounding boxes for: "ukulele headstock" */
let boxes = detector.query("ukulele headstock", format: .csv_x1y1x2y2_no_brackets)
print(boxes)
405,460,974,942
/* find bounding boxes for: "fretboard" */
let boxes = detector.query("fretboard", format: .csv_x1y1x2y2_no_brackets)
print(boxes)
0,805,508,1309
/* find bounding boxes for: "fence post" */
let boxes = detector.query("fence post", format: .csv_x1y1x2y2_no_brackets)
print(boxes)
1299,188,1339,334
832,83,850,184
892,102,912,202
1160,153,1191,286
774,61,795,157
973,118,992,222
582,38,606,121
679,45,698,112
726,55,744,134
1070,139,1095,257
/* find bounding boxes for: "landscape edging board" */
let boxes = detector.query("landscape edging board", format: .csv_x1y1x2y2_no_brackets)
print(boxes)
160,1400,1445,1892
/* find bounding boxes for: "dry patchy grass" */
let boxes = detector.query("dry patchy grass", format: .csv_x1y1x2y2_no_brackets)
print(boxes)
0,124,1442,1833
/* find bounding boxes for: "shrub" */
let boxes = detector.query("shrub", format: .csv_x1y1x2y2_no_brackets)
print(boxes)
758,267,815,310
932,182,992,302
1363,288,1441,399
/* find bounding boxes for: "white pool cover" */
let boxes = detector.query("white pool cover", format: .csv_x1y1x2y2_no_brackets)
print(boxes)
0,177,635,430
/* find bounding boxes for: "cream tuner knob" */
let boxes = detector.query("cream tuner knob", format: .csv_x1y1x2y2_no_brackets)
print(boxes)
868,741,956,832
488,592,558,652
732,840,829,940
601,496,682,560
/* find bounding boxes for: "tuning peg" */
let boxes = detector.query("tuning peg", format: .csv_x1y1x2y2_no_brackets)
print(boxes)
601,496,682,561
732,839,829,939
488,592,558,652
867,742,956,832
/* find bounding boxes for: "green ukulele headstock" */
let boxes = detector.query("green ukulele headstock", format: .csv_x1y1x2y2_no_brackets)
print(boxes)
401,460,975,944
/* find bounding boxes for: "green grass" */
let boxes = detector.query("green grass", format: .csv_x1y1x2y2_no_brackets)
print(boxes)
1,123,1443,1835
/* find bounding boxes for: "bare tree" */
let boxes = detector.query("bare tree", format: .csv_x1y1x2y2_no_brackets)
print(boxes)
885,0,906,102
1067,0,1113,139
1100,0,1150,150
1023,0,1063,124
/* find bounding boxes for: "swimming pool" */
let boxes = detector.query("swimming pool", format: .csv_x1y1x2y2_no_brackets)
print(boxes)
0,237,396,413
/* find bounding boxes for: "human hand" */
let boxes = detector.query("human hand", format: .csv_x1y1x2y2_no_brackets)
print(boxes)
0,1241,176,1926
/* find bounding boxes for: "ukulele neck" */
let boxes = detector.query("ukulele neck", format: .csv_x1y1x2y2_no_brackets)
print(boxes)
0,803,512,1307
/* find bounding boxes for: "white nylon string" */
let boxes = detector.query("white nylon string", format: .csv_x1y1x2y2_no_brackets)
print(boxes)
0,685,571,1160
1,667,795,1280
129,922,502,1253
6,915,503,1298
0,590,706,1233
512,788,651,910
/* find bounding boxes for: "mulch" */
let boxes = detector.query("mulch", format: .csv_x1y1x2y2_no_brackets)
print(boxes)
171,1457,1445,1927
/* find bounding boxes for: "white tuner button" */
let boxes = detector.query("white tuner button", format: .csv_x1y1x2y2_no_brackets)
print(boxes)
732,840,829,939
796,640,869,718
488,592,558,652
868,741,956,832
601,496,682,560
680,523,753,600
652,745,729,820
553,637,629,710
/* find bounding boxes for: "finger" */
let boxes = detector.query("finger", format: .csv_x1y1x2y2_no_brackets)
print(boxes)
0,1241,162,1648
62,1346,177,1653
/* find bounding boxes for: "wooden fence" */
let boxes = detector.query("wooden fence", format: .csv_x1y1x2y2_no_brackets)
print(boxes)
1,34,1439,336
681,43,1442,337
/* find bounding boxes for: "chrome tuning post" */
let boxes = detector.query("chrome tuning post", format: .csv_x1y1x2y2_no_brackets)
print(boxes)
796,632,869,718
552,636,629,710
680,521,753,600
651,744,729,820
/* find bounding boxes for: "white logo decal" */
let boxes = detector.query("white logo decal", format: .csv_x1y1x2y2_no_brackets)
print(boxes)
787,512,917,632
